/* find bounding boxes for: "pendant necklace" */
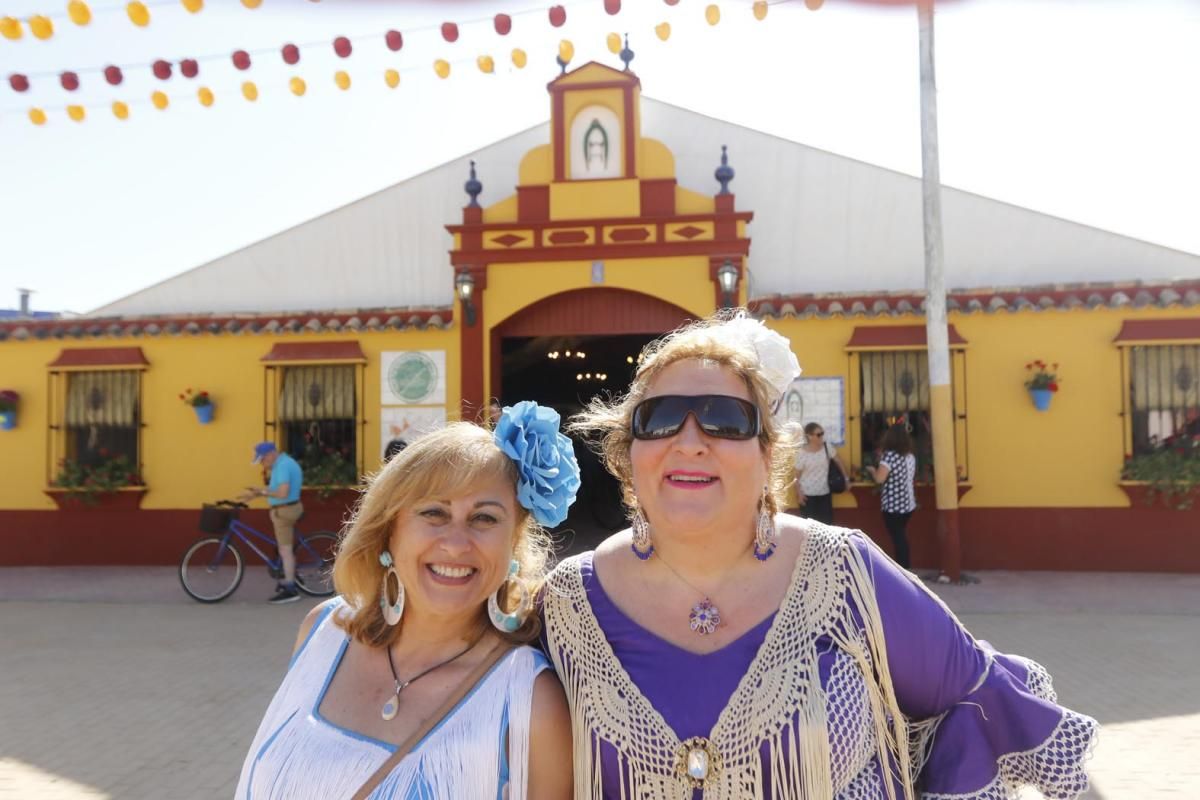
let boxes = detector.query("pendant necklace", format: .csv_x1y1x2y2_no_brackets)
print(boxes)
380,637,479,720
654,544,751,636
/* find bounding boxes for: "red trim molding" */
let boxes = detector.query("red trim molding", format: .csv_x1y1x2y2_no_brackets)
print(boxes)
48,347,149,368
1114,318,1200,343
846,324,967,349
261,341,366,363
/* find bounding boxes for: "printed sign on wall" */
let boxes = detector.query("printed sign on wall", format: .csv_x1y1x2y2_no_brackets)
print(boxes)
381,351,446,406
380,407,447,459
777,377,846,446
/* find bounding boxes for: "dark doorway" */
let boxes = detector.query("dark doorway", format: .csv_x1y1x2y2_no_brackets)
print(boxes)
500,332,656,553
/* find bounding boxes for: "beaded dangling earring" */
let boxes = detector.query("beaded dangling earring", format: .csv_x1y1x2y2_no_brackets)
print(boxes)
379,551,405,626
488,559,532,633
630,503,654,560
753,486,777,561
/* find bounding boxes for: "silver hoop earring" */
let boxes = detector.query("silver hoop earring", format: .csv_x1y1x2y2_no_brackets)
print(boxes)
379,551,405,626
488,559,531,633
753,486,777,562
630,504,654,560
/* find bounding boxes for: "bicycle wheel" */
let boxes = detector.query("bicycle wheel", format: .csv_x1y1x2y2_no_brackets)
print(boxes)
294,531,337,597
180,537,244,603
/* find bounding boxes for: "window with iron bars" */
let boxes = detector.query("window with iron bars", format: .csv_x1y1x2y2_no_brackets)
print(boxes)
270,364,361,487
46,369,143,487
852,350,968,483
1129,344,1200,454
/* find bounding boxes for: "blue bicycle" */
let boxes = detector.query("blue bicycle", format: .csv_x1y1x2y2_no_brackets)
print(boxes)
179,500,338,603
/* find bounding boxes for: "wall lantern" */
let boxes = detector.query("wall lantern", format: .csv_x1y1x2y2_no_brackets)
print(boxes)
716,260,739,308
455,270,477,326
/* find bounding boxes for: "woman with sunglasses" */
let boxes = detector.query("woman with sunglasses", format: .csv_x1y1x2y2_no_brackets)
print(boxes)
544,312,1096,800
793,422,847,525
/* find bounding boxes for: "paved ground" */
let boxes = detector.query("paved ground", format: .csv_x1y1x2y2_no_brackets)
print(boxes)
1,565,1197,799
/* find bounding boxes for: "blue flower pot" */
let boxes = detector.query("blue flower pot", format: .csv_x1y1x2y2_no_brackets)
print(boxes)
193,403,215,424
0,411,14,430
1029,388,1053,412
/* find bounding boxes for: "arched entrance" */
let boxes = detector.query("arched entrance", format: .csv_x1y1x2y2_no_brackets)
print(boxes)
492,288,694,545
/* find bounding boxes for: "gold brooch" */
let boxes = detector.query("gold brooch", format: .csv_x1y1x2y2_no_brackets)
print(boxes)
675,736,723,789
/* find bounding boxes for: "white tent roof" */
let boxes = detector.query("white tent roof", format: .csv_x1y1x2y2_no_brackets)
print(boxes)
93,98,1200,316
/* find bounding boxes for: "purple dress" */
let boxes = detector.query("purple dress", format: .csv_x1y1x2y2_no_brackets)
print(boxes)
543,526,1097,799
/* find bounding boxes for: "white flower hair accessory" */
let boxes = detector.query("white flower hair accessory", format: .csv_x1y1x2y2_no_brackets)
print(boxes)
719,313,801,405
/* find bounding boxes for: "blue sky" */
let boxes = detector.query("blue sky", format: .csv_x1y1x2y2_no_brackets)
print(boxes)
1,0,1197,313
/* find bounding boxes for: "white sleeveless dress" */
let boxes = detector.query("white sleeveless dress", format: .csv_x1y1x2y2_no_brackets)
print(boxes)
236,598,551,800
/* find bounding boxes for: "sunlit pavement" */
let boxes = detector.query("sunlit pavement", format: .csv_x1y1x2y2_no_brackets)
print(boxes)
1,565,1197,799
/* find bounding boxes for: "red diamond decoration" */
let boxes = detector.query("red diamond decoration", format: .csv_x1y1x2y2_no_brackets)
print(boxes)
491,233,526,248
673,225,705,239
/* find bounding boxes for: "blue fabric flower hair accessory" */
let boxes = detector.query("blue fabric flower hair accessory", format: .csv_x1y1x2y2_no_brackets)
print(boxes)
493,400,581,527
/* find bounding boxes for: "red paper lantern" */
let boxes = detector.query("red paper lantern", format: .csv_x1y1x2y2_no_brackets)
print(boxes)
232,50,251,70
664,0,679,5
180,58,199,78
153,59,172,80
604,0,621,14
333,36,352,58
385,30,402,51
105,65,123,85
9,73,30,92
60,71,80,91
441,22,459,42
281,43,300,64
493,14,511,35
548,5,566,26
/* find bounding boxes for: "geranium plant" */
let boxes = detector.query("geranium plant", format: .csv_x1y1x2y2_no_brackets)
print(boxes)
1024,360,1060,392
1122,434,1200,509
0,390,18,413
52,449,144,504
179,388,212,407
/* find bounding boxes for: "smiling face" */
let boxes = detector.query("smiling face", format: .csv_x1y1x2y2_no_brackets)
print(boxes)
386,470,519,627
629,358,769,543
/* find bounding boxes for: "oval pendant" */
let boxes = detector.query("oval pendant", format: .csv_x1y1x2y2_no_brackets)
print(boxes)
381,693,399,721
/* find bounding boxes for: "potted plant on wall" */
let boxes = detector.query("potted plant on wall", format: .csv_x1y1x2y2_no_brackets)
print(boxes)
180,388,215,424
1024,360,1059,411
0,390,18,430
1121,435,1200,509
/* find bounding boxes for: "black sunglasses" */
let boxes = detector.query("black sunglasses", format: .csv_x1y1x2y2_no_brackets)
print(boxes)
631,394,761,441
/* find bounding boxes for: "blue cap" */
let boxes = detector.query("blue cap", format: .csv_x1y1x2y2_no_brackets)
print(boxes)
251,441,277,464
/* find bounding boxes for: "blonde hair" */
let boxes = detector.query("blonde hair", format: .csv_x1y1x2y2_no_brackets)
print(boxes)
332,422,552,647
569,310,799,517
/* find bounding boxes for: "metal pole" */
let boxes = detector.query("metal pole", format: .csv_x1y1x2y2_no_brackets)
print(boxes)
918,0,961,581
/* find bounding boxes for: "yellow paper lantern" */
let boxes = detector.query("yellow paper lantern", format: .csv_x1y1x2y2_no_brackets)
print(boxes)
334,71,350,90
29,15,54,39
606,33,621,54
152,90,169,109
68,2,92,26
0,17,23,40
753,1,767,20
476,55,495,74
511,48,527,68
433,59,450,79
558,39,574,64
181,0,204,12
242,81,258,101
127,2,150,26
29,108,47,126
67,105,86,122
241,0,262,7
655,22,671,41
112,101,130,120
384,69,400,88
705,4,720,25
289,77,306,96
198,87,214,106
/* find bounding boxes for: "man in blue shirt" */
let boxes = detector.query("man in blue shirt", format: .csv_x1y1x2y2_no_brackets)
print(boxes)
242,442,304,604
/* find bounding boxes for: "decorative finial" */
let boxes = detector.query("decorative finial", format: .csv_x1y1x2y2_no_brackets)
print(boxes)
465,160,482,208
556,54,568,75
619,33,634,71
715,145,734,195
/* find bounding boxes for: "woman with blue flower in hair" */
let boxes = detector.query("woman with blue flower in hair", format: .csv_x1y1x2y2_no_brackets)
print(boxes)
237,407,579,799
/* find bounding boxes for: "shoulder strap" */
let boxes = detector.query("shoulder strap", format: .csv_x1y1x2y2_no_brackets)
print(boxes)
350,639,514,800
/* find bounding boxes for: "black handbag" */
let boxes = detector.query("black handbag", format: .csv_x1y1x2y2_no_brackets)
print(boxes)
826,443,847,494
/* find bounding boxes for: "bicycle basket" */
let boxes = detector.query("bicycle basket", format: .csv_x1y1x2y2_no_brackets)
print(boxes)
198,504,237,533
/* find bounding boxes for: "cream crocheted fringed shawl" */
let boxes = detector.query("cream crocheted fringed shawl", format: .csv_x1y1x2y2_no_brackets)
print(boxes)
543,526,920,800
